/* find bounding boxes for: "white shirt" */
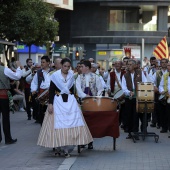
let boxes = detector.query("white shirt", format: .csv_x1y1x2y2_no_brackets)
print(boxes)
159,75,170,94
22,67,31,78
4,67,22,80
151,69,167,86
26,74,34,84
99,76,106,89
30,69,51,92
122,71,147,96
76,73,104,98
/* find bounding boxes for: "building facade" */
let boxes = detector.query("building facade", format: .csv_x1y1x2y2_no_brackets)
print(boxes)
55,0,170,68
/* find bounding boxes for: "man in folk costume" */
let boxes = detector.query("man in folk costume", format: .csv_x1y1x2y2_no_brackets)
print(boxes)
0,61,22,144
22,58,34,120
150,58,168,130
50,58,62,75
74,62,82,101
122,59,147,140
31,56,53,125
147,56,157,80
76,60,104,149
159,61,170,134
91,63,106,95
122,57,129,72
134,59,151,132
107,60,125,97
106,60,126,129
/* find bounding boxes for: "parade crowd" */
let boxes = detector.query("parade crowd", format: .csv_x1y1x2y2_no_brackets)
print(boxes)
0,55,170,157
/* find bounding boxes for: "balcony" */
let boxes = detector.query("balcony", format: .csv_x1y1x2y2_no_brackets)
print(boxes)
108,23,157,31
44,0,73,10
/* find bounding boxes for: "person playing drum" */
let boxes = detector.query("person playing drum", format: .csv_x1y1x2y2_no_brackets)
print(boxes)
122,59,147,140
150,58,168,130
106,60,126,129
91,63,106,96
76,60,104,149
159,61,170,135
31,56,53,125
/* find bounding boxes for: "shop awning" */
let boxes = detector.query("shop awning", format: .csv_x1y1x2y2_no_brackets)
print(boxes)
0,39,15,46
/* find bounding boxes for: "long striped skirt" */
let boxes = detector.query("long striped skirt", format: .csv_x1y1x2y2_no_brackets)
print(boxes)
37,110,93,148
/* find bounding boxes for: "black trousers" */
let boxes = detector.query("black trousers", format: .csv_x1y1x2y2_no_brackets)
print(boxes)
124,98,139,133
0,99,13,142
152,93,161,126
31,94,39,121
39,104,47,125
159,102,168,130
24,88,31,118
166,104,170,131
119,102,126,126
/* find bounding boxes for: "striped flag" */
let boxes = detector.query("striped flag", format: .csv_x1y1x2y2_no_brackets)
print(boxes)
153,36,169,59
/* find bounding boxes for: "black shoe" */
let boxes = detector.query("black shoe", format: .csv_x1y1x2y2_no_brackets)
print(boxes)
64,153,70,158
27,117,31,120
168,136,170,138
88,143,93,149
160,129,167,133
134,135,139,140
157,126,160,129
54,151,61,156
120,124,124,129
34,120,39,123
5,139,17,145
80,145,85,148
126,134,132,139
124,128,129,133
150,123,156,127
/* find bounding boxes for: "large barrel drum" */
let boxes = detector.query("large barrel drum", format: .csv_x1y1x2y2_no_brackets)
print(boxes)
81,96,117,112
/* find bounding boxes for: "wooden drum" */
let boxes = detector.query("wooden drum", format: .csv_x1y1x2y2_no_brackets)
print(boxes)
81,96,117,112
137,82,154,101
136,102,154,113
136,82,154,113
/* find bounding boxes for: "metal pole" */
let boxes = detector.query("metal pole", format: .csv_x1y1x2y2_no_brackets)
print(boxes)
141,38,145,67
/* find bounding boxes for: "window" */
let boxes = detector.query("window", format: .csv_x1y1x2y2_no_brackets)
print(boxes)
109,7,157,31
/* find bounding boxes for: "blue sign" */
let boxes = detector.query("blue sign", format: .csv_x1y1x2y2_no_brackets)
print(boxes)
17,43,46,54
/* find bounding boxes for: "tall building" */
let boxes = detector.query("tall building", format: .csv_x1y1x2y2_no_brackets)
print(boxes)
55,0,170,68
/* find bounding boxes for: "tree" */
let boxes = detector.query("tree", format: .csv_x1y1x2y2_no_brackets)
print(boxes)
0,0,59,61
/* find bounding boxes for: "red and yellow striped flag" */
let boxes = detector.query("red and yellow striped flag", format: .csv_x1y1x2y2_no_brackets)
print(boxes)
153,36,169,59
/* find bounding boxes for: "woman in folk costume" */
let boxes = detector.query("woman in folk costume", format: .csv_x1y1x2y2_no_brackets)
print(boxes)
37,58,93,158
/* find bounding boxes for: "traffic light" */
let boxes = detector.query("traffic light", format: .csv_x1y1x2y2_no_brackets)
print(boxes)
49,46,54,56
75,50,79,60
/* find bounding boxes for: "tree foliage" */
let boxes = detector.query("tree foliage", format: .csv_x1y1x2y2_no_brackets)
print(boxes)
0,0,59,46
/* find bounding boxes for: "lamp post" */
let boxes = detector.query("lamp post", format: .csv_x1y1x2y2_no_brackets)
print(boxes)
168,27,170,37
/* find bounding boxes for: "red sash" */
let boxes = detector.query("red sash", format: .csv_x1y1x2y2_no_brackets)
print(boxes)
0,89,8,99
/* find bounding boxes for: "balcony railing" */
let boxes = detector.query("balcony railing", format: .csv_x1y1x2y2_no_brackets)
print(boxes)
109,23,157,31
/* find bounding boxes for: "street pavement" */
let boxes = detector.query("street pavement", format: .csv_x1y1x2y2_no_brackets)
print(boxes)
0,111,170,170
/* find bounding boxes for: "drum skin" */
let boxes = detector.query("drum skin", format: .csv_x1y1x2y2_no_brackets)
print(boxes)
113,89,125,104
81,96,117,112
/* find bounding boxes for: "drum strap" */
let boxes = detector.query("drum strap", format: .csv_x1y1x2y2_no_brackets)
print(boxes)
115,73,121,89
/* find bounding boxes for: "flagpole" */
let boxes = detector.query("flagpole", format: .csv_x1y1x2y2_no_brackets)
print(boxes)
142,38,145,67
